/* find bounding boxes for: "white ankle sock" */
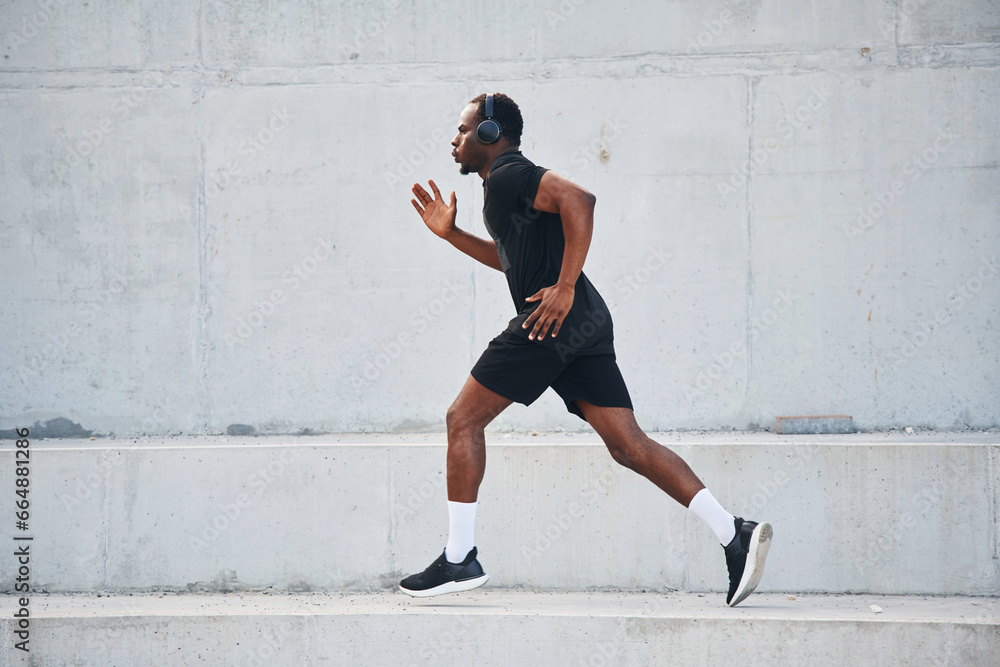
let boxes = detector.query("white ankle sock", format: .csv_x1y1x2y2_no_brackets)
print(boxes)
688,488,736,545
444,500,477,563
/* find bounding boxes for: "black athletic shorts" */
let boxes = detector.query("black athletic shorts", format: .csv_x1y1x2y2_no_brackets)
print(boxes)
470,330,633,421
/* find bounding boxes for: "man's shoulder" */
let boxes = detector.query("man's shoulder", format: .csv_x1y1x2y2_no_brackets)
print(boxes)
486,151,548,196
488,151,544,177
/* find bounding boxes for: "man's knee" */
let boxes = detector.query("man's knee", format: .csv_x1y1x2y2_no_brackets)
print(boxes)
445,401,463,432
605,437,643,471
446,400,483,434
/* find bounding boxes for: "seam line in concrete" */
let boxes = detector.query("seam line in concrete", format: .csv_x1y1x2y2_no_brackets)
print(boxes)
893,0,900,68
744,75,756,421
101,449,110,589
4,45,1000,91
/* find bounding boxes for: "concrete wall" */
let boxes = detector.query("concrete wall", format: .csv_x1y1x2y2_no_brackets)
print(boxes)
3,435,997,596
1,1,998,435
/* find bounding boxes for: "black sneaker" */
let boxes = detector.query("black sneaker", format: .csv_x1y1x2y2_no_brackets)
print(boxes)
399,547,489,598
724,518,772,607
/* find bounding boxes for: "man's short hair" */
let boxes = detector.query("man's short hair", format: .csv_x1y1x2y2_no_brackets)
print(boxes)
471,93,523,147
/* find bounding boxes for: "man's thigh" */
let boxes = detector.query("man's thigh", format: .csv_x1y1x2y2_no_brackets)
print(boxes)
449,374,514,428
575,400,643,442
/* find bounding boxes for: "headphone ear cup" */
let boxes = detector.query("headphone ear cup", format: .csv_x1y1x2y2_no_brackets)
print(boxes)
477,119,501,144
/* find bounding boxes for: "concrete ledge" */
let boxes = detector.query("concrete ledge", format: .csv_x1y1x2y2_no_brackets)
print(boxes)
0,433,997,596
0,591,996,666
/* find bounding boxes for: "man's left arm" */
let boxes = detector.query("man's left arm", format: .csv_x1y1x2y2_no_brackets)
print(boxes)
522,171,596,340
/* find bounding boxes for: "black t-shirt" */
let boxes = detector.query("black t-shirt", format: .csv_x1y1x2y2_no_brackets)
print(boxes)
482,151,614,358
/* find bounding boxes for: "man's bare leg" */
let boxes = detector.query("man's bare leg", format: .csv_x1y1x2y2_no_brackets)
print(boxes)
445,374,513,502
576,399,773,607
399,376,510,597
575,400,704,506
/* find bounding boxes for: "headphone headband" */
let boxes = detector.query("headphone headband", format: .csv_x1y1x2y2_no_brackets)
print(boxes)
485,93,494,120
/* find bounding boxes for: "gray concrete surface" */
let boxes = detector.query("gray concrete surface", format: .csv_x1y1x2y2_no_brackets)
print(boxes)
0,591,996,666
1,433,996,596
776,415,855,434
1,2,998,436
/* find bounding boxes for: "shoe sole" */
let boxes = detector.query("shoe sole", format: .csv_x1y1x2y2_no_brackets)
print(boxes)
728,522,772,607
399,573,489,598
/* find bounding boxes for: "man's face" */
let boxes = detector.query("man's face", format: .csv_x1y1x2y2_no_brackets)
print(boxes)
452,103,489,175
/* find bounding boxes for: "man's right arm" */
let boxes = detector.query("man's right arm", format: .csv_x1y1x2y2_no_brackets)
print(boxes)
411,180,503,272
443,227,504,272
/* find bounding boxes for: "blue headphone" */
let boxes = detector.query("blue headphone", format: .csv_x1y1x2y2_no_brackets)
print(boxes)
477,93,502,144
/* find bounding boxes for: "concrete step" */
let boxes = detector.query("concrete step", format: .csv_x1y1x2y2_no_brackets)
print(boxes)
1,591,997,666
0,432,997,596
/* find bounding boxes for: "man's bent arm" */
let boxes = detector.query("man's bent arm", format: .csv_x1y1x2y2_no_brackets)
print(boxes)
445,228,504,272
534,171,595,289
411,179,504,272
521,171,596,339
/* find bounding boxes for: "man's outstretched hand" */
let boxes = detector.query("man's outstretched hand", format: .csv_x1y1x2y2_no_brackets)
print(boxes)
411,180,456,240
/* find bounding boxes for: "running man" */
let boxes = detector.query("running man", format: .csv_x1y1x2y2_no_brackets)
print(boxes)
400,93,772,606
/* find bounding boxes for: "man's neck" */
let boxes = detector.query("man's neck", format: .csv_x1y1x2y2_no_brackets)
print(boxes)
478,146,521,180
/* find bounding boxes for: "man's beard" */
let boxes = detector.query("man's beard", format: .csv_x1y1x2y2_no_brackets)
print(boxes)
457,150,484,175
